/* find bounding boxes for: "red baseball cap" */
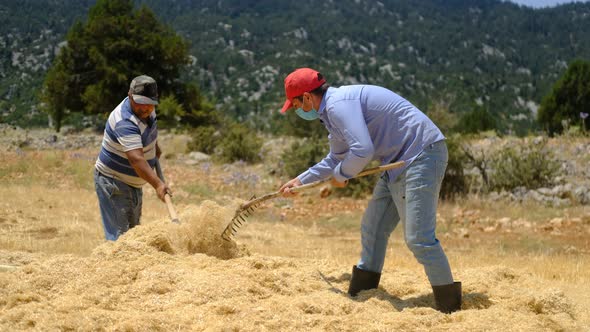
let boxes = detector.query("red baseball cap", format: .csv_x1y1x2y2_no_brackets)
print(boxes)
280,68,326,113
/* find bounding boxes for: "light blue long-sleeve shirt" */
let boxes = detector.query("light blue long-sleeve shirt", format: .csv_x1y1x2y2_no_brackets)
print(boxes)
297,85,445,184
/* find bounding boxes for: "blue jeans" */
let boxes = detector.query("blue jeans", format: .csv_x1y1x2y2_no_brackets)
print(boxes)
94,170,143,241
357,140,453,286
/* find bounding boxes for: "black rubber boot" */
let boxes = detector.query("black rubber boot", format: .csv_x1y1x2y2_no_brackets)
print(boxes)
432,281,462,313
348,265,381,296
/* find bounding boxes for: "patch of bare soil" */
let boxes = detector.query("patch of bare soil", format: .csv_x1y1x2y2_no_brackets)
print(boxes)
0,201,585,331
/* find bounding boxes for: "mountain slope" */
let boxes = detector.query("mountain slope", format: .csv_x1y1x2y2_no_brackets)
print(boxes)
1,0,589,134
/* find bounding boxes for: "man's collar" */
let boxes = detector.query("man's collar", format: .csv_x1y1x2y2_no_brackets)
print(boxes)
318,87,330,115
122,97,134,117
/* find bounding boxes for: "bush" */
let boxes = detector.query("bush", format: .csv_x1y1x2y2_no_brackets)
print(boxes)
456,106,497,134
538,59,590,135
440,134,469,199
426,100,459,134
187,125,218,154
280,137,329,178
489,138,560,191
217,123,263,163
157,95,185,129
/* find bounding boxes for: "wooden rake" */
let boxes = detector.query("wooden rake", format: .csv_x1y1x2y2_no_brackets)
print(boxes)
221,160,405,241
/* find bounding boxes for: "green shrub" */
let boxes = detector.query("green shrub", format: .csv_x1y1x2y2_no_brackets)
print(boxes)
440,134,469,199
456,106,497,134
280,137,329,178
217,123,262,163
538,59,590,135
489,138,560,191
157,95,185,129
187,125,218,154
426,100,459,134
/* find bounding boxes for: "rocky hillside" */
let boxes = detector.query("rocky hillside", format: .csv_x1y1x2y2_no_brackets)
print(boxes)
1,0,590,134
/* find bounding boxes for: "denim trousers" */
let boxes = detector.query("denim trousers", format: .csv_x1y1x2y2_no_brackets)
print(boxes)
94,170,143,241
356,140,453,286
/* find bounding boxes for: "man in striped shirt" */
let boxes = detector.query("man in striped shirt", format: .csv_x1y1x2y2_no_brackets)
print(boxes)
94,75,170,241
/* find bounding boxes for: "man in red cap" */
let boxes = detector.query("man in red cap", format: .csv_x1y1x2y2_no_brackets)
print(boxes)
278,68,461,313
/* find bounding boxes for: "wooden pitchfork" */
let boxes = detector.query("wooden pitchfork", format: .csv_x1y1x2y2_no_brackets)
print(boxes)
155,158,180,224
221,160,405,241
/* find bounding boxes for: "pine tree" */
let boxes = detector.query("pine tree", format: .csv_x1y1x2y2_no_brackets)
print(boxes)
538,59,590,135
40,0,189,131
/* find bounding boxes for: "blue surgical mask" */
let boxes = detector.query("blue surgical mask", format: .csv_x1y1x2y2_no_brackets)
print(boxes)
294,96,320,121
295,108,319,121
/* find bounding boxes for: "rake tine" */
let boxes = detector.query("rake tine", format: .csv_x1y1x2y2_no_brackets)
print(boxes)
221,199,260,242
221,229,232,242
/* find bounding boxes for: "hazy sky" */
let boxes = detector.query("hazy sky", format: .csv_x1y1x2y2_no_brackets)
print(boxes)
508,0,590,7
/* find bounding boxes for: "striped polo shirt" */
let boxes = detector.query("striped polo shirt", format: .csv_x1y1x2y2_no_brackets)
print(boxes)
95,97,158,188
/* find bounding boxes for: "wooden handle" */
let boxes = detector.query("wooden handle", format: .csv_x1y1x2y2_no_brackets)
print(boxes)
238,160,406,210
355,160,405,177
155,159,180,224
164,194,180,224
155,159,166,182
290,160,406,193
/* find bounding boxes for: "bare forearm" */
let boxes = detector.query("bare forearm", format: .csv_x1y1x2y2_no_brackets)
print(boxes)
125,147,169,202
130,158,163,190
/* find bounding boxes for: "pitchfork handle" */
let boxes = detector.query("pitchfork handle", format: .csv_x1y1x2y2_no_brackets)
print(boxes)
155,159,180,224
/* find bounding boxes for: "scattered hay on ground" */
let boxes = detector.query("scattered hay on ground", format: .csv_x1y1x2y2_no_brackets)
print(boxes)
92,200,247,261
0,201,585,331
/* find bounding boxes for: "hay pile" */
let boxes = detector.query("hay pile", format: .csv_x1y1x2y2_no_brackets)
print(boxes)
0,200,583,331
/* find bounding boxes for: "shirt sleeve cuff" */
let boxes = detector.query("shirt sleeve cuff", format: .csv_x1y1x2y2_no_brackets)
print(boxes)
297,170,320,184
333,164,350,183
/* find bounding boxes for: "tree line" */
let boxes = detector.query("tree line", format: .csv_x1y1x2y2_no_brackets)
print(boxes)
41,0,589,136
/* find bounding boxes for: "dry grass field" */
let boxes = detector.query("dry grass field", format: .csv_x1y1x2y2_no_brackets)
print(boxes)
0,129,589,331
